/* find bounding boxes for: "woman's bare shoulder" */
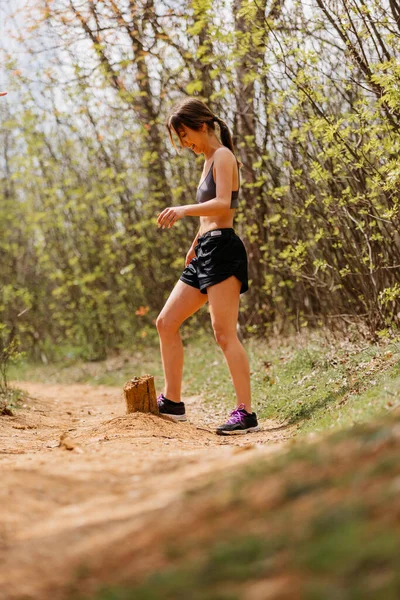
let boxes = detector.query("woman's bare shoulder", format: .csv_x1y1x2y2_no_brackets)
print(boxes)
213,146,237,166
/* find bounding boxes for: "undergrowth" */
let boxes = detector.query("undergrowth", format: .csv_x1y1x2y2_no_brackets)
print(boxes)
8,330,400,436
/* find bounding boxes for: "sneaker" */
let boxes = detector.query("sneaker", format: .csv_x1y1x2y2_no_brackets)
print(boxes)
157,393,187,422
216,404,260,435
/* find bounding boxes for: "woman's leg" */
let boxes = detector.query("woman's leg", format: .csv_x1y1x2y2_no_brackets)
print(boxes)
207,276,252,413
156,280,208,402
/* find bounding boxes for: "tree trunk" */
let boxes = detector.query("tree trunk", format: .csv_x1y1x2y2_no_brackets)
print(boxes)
123,375,158,415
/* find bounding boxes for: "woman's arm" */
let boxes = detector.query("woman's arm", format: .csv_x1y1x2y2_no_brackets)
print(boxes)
185,228,200,266
181,197,228,217
191,227,201,248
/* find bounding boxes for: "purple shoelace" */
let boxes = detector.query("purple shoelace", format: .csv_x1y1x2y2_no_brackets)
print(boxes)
226,403,247,424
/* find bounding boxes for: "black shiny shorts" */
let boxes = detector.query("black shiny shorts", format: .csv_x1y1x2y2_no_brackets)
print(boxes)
179,228,249,295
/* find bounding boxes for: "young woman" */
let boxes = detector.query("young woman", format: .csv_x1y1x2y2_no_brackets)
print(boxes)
156,97,259,435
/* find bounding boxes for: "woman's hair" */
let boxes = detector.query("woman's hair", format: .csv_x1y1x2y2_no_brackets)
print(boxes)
166,97,239,162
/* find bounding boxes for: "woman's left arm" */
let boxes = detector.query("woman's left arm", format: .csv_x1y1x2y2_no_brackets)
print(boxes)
157,149,235,229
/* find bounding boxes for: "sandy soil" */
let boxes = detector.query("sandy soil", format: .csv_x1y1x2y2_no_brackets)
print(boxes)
0,382,295,600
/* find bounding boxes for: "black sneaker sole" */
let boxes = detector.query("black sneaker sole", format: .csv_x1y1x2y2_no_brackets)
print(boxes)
216,425,260,436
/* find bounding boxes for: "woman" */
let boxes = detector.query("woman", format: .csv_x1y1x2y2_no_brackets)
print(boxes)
156,97,259,435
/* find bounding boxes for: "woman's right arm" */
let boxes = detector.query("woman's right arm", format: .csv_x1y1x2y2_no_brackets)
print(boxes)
191,228,201,249
185,228,200,266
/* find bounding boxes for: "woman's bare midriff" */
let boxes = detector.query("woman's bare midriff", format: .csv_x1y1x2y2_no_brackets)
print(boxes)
199,210,236,236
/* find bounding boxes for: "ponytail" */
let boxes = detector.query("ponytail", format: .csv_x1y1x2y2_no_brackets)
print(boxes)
212,116,242,167
167,97,241,166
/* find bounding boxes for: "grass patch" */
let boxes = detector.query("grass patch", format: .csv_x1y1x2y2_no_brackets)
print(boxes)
245,335,400,435
74,535,282,600
8,331,400,436
0,387,27,416
75,413,400,600
8,344,165,390
299,508,400,599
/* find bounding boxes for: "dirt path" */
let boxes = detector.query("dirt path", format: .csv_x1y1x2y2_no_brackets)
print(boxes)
0,382,295,600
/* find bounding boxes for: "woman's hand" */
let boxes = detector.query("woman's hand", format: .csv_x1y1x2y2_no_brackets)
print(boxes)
185,246,196,266
157,205,186,229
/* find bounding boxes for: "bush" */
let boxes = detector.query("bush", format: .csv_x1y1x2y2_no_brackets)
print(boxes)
0,324,22,415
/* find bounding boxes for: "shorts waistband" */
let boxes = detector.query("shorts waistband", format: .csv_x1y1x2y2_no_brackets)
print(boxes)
198,228,235,241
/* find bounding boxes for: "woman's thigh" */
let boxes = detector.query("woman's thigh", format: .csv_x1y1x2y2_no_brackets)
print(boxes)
157,280,208,331
207,276,241,336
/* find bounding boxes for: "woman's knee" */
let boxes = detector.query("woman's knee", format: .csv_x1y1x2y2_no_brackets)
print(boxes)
156,312,180,336
212,326,237,351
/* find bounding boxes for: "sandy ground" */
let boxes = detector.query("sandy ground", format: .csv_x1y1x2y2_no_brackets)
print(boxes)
0,381,296,600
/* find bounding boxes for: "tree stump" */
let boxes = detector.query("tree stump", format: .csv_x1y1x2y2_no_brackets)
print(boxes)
123,375,158,415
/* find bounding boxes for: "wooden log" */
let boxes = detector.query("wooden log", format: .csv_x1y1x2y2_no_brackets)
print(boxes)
123,375,158,415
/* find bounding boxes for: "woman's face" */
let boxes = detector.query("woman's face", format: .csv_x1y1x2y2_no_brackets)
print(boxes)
176,123,206,155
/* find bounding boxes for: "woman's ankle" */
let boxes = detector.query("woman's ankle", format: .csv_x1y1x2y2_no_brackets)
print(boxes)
162,392,181,403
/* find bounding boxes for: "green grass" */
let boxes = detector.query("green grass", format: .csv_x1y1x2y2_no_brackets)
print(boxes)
8,331,400,599
7,344,165,389
184,332,400,436
248,335,400,435
8,330,400,436
71,411,400,600
0,387,27,415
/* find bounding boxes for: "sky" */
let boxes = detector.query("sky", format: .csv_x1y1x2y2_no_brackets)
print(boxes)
1,0,29,91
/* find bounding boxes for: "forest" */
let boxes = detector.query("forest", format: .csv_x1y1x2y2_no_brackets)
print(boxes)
1,0,400,362
2,4,400,599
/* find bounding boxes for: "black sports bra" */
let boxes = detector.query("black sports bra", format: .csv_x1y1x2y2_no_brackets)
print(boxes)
196,161,240,208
